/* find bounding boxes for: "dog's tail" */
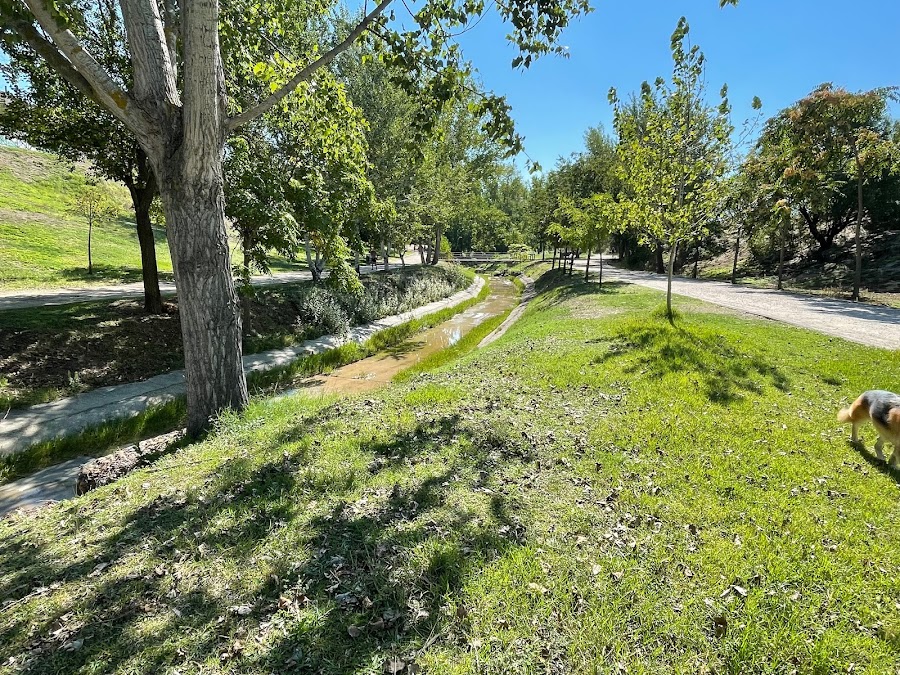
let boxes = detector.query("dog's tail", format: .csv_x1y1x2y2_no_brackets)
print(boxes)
837,407,853,424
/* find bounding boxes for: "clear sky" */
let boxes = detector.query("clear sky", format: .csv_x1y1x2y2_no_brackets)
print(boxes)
437,0,900,173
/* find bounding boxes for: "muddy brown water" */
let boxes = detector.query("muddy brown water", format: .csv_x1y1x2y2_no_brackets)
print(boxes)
287,277,520,397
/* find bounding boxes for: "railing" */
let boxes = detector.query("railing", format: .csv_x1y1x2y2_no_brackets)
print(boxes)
450,251,538,261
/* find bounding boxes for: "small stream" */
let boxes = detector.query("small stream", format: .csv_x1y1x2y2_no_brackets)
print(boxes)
282,276,519,396
0,277,521,516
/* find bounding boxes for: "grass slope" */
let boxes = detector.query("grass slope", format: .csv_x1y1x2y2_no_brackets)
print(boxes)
2,271,899,673
0,145,174,289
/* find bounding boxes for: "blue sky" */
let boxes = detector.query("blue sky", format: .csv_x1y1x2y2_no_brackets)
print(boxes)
434,0,900,172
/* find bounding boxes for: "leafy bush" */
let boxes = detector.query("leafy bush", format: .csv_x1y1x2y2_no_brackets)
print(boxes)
294,286,351,337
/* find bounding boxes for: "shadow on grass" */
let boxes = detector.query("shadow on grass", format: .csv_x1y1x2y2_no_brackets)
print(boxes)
848,439,900,484
593,313,790,405
58,264,174,285
0,404,526,674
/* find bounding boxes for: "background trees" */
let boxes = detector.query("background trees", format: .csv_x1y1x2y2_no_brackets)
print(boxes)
743,84,899,299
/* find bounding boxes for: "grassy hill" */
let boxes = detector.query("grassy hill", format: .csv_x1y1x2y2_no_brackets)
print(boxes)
0,144,174,290
2,269,898,673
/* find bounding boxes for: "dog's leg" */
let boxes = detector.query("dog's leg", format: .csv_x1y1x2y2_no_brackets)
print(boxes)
851,422,858,443
874,437,885,461
889,445,900,468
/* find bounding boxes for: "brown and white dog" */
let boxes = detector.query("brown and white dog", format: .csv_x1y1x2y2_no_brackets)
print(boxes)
838,390,900,466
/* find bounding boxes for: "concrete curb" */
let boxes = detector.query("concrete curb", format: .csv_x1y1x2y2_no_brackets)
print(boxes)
0,276,484,456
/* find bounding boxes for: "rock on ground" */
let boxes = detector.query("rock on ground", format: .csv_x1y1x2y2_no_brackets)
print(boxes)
75,430,185,495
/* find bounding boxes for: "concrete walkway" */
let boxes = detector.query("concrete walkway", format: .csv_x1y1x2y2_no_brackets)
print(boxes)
593,266,900,350
0,276,484,456
0,262,409,311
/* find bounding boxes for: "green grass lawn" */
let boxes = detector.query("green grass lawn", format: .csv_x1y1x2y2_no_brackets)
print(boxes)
2,270,899,673
0,145,175,289
0,145,305,290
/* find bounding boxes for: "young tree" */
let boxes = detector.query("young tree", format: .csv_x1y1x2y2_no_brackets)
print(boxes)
610,18,734,320
71,183,120,275
1,0,591,434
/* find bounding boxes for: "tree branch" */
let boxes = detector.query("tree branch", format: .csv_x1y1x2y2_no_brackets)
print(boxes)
18,0,148,134
226,0,394,134
0,15,98,105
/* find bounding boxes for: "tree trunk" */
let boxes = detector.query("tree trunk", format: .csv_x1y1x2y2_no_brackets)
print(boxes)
778,216,787,291
666,241,677,323
853,171,863,301
585,249,591,282
692,238,700,279
777,214,786,291
382,241,389,271
655,243,665,274
599,246,603,287
418,241,426,265
731,225,741,285
134,192,164,313
431,225,441,265
158,173,248,436
551,246,556,270
87,207,94,274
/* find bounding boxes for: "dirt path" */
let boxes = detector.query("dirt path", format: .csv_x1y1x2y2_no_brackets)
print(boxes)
596,266,900,350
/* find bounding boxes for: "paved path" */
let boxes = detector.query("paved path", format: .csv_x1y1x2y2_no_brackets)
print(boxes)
0,263,408,311
0,276,484,456
591,266,900,350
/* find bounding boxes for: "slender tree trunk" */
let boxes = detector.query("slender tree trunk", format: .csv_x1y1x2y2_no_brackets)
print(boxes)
431,225,441,265
666,241,677,322
382,241,389,271
731,225,741,285
777,214,786,291
134,191,164,313
418,242,426,265
585,248,591,282
304,234,319,281
655,243,665,274
599,245,603,287
551,246,556,270
853,171,863,301
400,250,405,267
87,207,94,274
692,239,700,279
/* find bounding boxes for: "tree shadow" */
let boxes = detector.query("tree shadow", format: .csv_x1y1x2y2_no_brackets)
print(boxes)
847,439,900,484
58,264,174,285
593,317,790,405
0,401,529,673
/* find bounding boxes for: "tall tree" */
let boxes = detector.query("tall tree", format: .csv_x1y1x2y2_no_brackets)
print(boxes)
752,84,898,300
610,18,734,320
1,0,590,434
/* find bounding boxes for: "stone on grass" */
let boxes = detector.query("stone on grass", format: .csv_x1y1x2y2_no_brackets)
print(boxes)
75,430,184,495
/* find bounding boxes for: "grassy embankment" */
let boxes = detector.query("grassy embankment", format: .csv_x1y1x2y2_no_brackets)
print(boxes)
0,144,302,290
0,269,488,482
2,268,898,673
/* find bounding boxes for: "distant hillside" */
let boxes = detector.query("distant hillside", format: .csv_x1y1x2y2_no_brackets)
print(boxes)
0,145,173,289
